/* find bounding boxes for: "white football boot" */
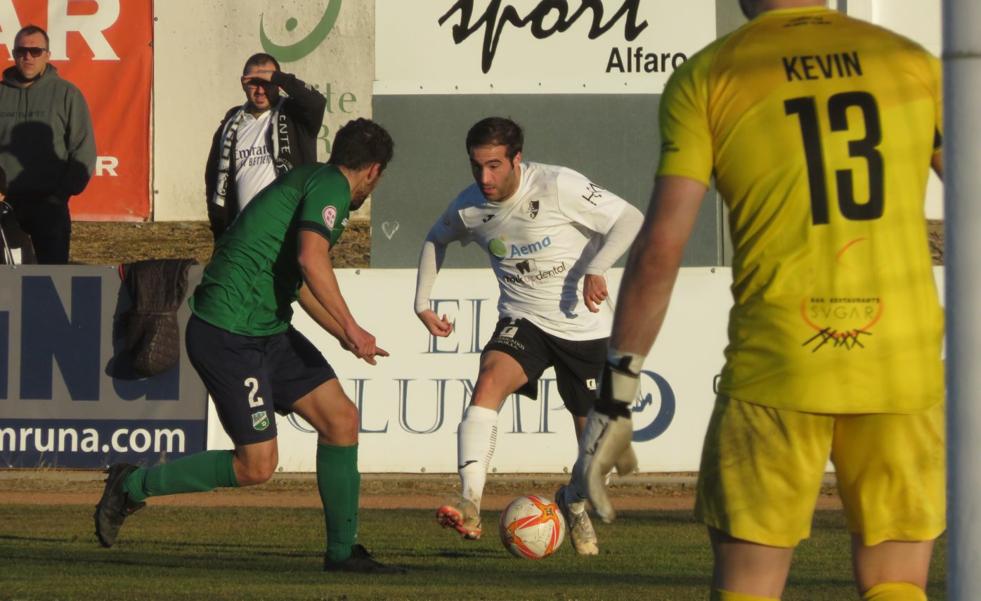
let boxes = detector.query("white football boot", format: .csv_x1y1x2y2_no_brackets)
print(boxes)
555,485,599,555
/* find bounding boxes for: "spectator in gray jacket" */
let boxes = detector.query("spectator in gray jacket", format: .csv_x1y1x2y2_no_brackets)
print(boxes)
0,24,96,264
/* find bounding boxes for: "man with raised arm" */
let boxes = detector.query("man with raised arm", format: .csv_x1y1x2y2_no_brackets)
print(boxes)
205,53,327,240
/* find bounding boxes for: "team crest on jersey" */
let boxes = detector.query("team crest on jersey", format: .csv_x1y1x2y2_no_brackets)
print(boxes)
252,411,270,431
527,200,540,219
322,206,337,229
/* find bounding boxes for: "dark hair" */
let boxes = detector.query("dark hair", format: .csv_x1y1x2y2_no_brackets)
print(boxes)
0,165,6,195
466,117,523,160
328,118,394,172
242,53,280,75
15,25,49,49
738,0,759,19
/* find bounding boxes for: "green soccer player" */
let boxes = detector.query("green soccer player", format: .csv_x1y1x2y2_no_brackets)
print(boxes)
94,118,403,574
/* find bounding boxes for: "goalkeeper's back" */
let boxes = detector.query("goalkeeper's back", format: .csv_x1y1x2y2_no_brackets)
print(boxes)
657,6,943,414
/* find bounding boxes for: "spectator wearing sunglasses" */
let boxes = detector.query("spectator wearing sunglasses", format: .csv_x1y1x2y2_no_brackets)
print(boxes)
0,24,96,264
204,53,327,241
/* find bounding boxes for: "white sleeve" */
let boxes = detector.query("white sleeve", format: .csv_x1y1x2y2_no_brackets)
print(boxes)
414,207,466,314
555,168,630,235
585,202,643,274
553,168,643,274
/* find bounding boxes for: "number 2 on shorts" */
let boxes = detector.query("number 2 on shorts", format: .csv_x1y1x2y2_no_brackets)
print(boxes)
244,377,264,408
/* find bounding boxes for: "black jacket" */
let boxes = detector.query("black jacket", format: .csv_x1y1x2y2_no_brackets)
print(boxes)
204,71,326,239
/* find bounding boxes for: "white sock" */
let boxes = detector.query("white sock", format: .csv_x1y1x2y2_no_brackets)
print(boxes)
457,405,498,512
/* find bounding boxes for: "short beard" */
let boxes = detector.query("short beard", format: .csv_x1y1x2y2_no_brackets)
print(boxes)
15,66,43,83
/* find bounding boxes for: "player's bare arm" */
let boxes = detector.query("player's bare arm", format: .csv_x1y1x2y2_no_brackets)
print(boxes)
582,274,608,313
298,229,388,364
418,310,454,337
297,284,356,353
578,175,707,523
932,150,944,179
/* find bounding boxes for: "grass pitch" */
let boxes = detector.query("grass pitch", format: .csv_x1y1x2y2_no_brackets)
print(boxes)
0,504,945,601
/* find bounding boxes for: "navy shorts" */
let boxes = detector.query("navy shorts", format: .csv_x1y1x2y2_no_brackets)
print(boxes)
482,317,607,417
185,315,337,445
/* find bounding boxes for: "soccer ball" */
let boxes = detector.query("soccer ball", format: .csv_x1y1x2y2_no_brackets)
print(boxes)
498,494,566,559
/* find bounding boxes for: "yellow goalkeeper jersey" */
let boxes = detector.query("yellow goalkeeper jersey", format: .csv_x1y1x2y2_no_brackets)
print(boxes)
657,6,943,413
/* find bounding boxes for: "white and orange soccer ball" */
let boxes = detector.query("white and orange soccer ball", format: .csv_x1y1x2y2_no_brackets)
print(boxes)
498,494,566,559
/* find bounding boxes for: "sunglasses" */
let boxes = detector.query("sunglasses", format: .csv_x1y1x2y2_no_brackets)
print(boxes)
13,46,47,59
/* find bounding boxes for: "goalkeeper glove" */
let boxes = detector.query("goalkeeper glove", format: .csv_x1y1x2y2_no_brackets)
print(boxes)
575,350,644,523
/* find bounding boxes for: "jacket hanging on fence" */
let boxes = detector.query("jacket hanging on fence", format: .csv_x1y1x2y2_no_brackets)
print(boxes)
118,258,197,377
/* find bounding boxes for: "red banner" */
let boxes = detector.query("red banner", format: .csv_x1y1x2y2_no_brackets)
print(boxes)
2,0,152,221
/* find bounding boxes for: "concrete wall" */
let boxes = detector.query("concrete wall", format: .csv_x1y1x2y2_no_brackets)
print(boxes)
152,0,373,221
148,0,943,222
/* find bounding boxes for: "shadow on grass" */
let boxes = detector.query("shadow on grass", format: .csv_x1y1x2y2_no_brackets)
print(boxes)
0,505,945,600
0,545,711,587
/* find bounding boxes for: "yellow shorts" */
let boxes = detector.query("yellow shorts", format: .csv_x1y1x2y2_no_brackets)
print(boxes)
695,395,945,547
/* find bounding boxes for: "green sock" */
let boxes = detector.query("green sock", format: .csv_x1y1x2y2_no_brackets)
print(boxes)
123,450,239,503
317,443,360,562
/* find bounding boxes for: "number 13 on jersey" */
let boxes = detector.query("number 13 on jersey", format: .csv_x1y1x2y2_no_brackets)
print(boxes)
785,91,884,225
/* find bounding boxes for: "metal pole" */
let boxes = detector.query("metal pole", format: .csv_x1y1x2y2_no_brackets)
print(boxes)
944,0,981,599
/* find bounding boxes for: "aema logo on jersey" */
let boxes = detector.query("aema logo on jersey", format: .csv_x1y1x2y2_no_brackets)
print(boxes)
488,238,508,259
488,236,553,260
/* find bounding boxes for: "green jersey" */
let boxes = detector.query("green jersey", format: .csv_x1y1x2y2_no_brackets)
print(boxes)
191,163,352,336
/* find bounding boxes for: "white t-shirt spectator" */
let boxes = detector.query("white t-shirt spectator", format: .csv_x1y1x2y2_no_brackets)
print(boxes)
232,111,278,211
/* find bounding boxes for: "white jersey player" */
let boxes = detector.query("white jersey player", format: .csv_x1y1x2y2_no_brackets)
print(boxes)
414,117,643,555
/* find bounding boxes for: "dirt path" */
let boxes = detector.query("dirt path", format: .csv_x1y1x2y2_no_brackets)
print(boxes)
71,220,941,267
71,221,371,267
0,471,842,511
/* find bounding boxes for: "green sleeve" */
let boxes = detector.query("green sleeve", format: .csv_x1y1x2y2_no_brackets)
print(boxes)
297,167,351,246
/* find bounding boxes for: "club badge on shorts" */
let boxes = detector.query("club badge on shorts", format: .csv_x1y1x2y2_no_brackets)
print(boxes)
252,411,270,431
